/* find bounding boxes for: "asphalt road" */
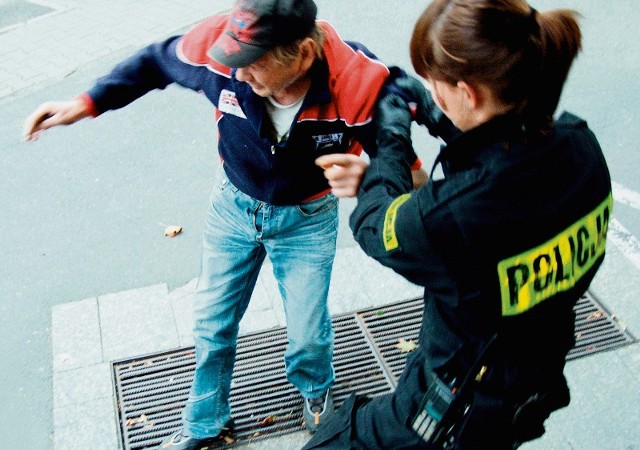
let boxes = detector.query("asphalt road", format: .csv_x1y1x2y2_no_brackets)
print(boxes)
1,1,639,449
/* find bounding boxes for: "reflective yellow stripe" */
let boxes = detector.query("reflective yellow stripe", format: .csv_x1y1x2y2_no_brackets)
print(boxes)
497,194,613,316
383,194,411,251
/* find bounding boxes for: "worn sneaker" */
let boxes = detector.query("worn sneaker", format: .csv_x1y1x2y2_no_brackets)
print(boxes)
303,390,334,433
157,422,235,449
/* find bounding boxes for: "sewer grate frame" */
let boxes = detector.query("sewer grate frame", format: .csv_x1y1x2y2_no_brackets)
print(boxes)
112,290,635,449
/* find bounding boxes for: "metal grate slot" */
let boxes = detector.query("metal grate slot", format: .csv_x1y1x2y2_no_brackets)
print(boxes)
113,290,635,449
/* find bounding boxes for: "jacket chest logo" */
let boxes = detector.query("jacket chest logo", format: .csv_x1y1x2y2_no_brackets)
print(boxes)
218,89,247,119
312,133,343,150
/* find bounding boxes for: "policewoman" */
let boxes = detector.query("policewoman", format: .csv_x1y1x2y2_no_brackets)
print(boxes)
306,0,612,448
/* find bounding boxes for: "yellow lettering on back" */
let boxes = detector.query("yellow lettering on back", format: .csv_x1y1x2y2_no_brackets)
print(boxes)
497,194,612,316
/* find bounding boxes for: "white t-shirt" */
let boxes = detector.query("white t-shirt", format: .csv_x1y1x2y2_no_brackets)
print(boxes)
265,94,306,142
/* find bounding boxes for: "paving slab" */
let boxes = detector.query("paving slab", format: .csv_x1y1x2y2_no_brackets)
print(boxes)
53,362,112,409
99,283,176,361
168,277,198,347
53,396,119,450
52,296,101,372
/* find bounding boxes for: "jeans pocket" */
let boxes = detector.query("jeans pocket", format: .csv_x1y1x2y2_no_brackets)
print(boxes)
216,173,230,192
210,167,238,208
296,193,338,217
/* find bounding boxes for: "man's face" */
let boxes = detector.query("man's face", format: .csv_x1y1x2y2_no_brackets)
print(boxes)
235,50,306,100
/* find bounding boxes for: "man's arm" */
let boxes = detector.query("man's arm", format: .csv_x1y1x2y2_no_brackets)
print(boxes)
84,37,189,115
23,35,207,140
315,77,423,196
347,91,432,285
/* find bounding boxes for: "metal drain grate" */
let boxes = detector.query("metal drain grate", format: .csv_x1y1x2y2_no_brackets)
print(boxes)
112,291,635,449
113,315,396,449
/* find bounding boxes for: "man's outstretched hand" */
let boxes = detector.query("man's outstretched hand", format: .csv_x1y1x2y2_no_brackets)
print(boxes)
23,98,90,141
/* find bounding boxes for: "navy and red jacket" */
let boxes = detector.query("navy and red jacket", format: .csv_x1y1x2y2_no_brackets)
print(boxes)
81,16,418,205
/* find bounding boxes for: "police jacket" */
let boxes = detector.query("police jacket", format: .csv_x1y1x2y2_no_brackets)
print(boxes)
79,16,410,205
351,92,612,395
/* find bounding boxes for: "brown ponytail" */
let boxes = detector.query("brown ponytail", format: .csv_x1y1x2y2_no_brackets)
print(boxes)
410,0,582,136
526,8,582,134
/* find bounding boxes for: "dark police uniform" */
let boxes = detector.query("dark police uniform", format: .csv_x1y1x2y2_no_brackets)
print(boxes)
303,84,612,449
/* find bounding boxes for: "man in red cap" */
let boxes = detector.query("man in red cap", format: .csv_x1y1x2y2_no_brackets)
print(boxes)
23,0,425,448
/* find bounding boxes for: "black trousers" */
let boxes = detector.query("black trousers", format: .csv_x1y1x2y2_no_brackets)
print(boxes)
302,351,433,449
301,349,563,450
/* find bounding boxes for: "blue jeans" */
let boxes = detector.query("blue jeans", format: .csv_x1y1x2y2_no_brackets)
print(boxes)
182,166,338,438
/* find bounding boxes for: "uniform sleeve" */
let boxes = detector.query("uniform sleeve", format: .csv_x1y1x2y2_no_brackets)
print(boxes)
349,90,441,286
349,164,448,287
350,74,462,286
85,36,209,115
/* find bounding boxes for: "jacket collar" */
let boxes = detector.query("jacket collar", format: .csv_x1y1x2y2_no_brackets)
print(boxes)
436,113,526,171
301,58,331,108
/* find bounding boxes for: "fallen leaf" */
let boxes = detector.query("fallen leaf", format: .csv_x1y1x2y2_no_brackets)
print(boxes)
395,338,418,353
164,225,183,237
126,414,150,427
258,415,277,427
221,435,236,444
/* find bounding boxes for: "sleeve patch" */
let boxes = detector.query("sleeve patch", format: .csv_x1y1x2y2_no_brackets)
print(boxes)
383,193,411,251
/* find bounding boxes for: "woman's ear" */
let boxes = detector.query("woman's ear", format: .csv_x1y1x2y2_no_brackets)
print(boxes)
457,81,479,110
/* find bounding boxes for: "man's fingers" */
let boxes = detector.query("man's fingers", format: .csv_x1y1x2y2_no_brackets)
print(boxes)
23,99,88,141
315,153,361,169
23,106,55,140
315,153,369,198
